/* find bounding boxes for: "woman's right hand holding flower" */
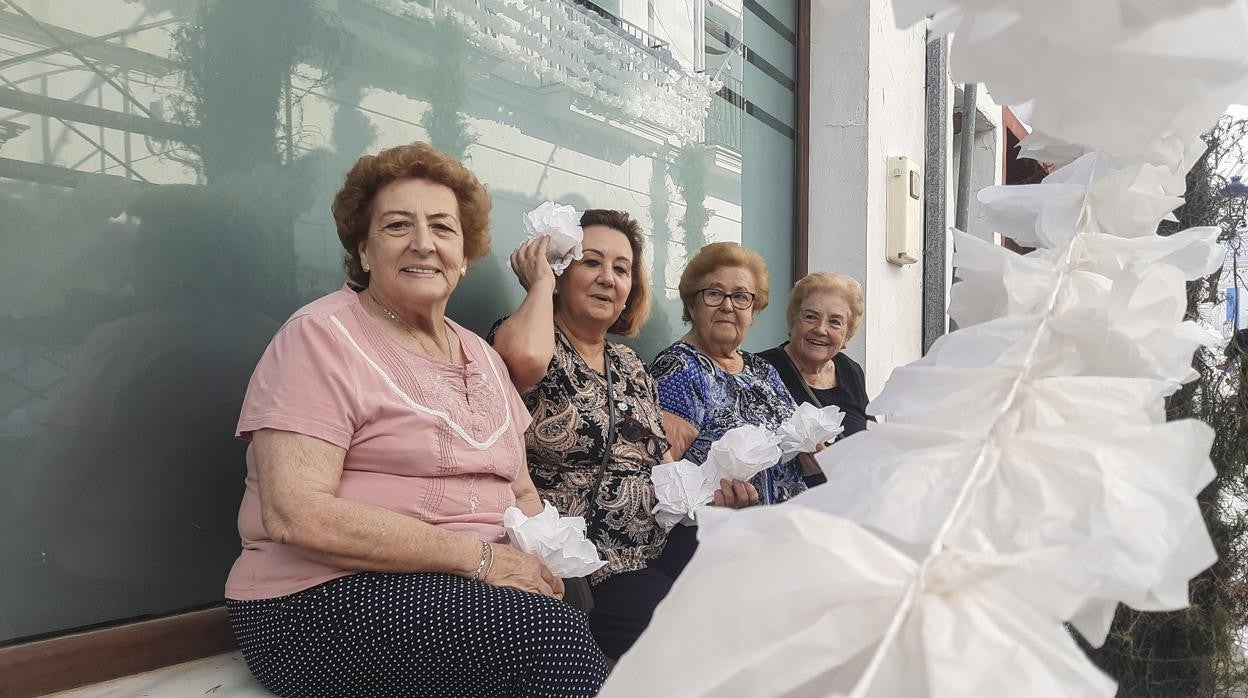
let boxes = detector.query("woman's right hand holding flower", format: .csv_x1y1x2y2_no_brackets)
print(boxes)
510,235,556,292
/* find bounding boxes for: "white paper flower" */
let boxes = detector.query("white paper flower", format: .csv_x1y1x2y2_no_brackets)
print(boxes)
521,201,584,275
871,367,1170,433
650,460,716,530
502,501,606,578
930,264,1220,387
976,152,1185,249
703,424,783,482
776,402,846,460
949,226,1225,329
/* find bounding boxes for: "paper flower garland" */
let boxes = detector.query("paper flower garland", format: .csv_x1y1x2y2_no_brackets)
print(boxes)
893,0,1248,167
602,1,1240,696
651,406,846,530
603,506,1117,697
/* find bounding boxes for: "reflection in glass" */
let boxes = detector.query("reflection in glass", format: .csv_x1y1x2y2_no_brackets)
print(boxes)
0,0,795,643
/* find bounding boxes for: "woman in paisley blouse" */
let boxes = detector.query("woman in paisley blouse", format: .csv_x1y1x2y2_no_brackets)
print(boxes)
651,242,822,510
490,209,753,662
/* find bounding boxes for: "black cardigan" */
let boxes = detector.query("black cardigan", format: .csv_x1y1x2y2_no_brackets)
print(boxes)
757,344,872,438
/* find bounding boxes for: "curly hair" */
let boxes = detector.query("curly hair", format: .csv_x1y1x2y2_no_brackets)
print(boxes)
677,241,771,322
574,209,651,337
332,142,491,287
786,272,865,340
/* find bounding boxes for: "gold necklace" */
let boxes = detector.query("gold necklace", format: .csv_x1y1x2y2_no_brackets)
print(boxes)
369,292,455,362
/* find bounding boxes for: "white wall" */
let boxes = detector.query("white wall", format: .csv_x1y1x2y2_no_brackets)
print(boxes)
807,0,928,396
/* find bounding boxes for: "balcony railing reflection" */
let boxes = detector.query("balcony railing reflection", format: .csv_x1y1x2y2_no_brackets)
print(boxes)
568,0,680,70
705,76,742,151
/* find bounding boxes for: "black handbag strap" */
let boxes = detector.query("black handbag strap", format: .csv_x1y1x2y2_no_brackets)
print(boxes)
780,344,823,408
587,358,616,516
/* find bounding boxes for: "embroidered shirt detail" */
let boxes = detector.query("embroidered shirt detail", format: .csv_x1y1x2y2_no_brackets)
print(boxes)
331,316,512,450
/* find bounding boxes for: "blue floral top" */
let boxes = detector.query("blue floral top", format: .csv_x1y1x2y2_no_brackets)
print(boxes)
649,341,806,504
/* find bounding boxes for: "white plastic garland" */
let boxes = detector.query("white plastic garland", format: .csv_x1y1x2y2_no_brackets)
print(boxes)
365,0,718,143
599,1,1243,696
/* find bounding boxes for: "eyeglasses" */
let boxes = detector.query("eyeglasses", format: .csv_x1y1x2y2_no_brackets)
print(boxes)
617,414,669,458
697,288,757,310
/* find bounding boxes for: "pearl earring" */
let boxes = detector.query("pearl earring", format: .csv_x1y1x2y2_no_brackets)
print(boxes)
362,262,370,272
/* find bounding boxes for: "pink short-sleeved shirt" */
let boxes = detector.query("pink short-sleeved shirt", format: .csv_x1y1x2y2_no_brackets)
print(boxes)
225,285,532,601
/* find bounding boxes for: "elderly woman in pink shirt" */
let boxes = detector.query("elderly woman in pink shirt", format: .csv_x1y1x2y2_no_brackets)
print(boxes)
224,143,607,698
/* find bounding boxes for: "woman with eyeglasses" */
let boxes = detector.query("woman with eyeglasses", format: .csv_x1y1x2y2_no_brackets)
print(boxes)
490,210,753,663
651,242,817,518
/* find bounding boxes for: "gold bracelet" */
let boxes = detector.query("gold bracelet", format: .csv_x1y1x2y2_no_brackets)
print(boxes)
483,542,495,582
471,540,489,582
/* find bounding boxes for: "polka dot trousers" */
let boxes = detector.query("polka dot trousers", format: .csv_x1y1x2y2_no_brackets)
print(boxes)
227,572,608,697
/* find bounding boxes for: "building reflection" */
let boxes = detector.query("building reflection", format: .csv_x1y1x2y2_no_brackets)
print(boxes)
0,0,795,642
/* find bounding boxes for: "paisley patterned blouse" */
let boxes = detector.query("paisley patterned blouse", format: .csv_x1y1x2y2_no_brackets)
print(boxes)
649,341,806,505
489,322,670,584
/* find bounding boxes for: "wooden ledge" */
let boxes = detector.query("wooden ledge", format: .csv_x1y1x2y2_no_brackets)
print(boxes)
0,607,235,698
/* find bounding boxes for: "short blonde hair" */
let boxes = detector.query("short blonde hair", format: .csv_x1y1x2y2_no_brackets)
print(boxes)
678,242,770,322
786,272,865,340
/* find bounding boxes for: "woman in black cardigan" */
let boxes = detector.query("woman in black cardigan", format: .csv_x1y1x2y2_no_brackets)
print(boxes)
759,272,871,487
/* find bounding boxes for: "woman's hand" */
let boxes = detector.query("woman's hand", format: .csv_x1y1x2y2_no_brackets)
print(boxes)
510,236,556,292
485,543,565,599
711,478,759,508
798,448,825,477
661,411,699,461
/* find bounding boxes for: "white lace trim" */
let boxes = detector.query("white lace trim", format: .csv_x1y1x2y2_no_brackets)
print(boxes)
330,316,512,451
